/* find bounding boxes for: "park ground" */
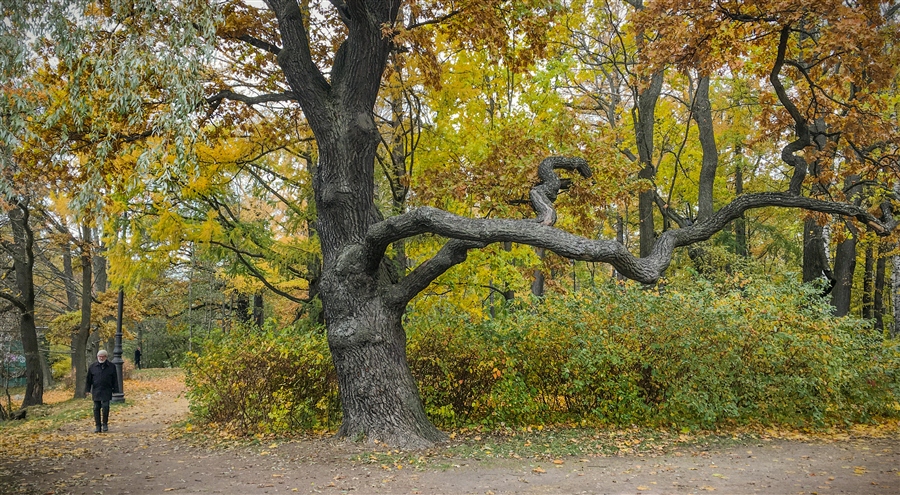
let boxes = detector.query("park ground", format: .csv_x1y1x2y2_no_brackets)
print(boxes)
0,369,898,495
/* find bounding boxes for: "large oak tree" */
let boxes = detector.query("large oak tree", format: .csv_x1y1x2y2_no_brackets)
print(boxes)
207,0,899,447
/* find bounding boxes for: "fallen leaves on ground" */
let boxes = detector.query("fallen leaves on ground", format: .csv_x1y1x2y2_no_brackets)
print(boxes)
0,368,186,463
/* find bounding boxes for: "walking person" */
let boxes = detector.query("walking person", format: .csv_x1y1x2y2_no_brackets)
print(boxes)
85,349,118,433
134,346,142,370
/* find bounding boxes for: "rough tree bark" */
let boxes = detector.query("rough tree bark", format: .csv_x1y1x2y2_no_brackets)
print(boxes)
0,200,43,407
693,76,718,222
636,70,663,258
893,252,900,338
831,176,862,317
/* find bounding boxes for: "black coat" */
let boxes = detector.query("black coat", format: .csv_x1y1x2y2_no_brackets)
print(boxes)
86,360,119,401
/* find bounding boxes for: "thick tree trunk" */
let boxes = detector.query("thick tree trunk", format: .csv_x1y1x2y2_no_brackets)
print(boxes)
325,296,443,448
831,221,857,317
8,203,43,407
73,223,92,398
693,76,718,221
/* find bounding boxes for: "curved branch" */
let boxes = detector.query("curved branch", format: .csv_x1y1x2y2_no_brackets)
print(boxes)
386,238,485,307
530,156,592,225
0,291,25,311
375,156,589,302
771,26,811,195
406,10,461,30
369,192,893,290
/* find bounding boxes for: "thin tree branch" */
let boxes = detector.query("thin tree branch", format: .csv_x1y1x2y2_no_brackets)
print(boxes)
206,90,297,106
237,34,282,55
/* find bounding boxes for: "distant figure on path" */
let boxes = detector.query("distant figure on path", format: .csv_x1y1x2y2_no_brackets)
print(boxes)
85,349,118,433
134,347,142,370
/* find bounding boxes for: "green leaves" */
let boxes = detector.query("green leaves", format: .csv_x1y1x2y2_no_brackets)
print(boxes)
406,277,898,429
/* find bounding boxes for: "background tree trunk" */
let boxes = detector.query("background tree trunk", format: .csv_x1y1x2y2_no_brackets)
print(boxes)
802,218,834,290
73,223,92,398
863,244,875,319
531,247,546,297
892,251,900,338
733,159,747,257
874,241,886,332
830,221,858,317
636,71,663,258
7,202,43,407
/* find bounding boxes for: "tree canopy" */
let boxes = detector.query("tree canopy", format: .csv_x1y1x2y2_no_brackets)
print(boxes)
2,0,899,445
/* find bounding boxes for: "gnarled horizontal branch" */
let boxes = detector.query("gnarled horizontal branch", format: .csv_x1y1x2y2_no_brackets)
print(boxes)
368,191,894,306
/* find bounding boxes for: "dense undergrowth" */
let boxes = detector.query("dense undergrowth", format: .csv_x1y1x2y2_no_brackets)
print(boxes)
184,275,900,436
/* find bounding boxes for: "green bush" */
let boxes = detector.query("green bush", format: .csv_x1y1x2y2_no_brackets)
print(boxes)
183,321,339,434
184,277,899,435
407,276,899,429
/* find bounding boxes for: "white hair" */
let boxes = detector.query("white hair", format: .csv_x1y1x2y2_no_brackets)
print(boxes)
97,350,109,357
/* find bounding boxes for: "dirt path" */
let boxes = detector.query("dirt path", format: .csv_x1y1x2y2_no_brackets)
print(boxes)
2,378,898,495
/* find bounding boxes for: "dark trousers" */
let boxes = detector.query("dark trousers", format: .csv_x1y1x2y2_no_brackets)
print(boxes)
93,400,110,426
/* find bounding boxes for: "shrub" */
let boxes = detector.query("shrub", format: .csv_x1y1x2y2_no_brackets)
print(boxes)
184,277,899,434
183,321,339,434
407,276,899,429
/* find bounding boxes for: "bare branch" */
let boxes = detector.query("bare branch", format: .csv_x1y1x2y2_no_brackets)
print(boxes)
206,90,297,106
406,10,461,30
236,34,281,55
0,291,24,311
